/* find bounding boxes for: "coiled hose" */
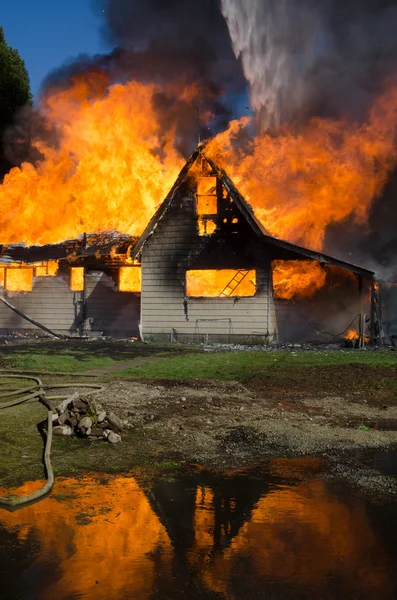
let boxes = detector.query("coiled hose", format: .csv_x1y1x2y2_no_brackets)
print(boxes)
0,370,104,510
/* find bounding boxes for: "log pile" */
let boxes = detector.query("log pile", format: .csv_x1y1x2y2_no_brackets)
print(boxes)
52,392,123,443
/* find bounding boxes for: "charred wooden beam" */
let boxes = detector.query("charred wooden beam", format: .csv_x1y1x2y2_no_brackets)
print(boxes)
0,232,137,266
0,295,63,338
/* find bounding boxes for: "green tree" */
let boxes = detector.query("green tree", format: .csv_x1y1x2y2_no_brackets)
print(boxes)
0,26,32,177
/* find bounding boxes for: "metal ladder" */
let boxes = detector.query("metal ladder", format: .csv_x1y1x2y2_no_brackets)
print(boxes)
219,270,249,297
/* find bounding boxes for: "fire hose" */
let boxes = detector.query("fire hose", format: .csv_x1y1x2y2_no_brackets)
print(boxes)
0,370,104,510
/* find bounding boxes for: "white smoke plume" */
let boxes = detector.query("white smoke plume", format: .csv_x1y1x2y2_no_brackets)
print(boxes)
221,0,397,130
220,0,323,129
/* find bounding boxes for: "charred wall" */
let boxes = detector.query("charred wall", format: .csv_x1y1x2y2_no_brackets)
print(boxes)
85,271,140,338
140,192,276,343
274,269,372,343
0,267,140,338
0,268,77,335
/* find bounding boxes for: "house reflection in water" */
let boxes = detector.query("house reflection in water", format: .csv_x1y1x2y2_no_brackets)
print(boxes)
0,459,395,600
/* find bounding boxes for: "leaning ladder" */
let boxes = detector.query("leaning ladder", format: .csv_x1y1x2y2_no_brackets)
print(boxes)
219,270,250,297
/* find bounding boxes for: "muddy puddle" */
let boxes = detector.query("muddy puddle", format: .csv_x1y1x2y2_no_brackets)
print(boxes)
0,457,396,600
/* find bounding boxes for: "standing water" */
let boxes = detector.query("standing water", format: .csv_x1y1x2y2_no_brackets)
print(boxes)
0,457,396,600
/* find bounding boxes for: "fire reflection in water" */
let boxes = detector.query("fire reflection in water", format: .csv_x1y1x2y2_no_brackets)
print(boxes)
0,477,172,600
195,480,391,599
0,463,394,600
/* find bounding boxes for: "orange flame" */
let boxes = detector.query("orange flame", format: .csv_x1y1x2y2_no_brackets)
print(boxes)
344,329,370,344
205,83,397,299
207,82,397,252
0,74,184,246
345,329,360,341
70,267,84,291
1,74,397,301
5,268,33,292
35,261,59,277
186,269,256,297
272,260,327,300
119,267,141,292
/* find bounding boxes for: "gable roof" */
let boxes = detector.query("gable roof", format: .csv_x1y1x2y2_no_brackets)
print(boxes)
130,146,203,258
131,144,374,278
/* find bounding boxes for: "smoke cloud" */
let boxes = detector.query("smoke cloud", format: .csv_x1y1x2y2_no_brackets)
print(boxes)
40,0,247,155
220,0,397,285
221,0,397,129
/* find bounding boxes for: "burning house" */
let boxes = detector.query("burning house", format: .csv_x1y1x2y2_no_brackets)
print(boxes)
0,146,376,344
0,232,141,339
1,0,397,343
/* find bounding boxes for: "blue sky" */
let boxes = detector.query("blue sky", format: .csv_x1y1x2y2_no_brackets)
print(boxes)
2,0,107,97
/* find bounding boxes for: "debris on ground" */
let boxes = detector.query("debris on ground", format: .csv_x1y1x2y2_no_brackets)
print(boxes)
96,368,397,471
53,393,124,443
202,342,396,352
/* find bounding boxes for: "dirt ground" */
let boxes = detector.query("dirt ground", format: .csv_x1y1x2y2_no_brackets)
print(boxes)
99,365,397,470
1,341,396,495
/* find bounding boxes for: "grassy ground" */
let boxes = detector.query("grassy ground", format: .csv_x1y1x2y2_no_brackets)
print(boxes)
0,367,168,488
0,340,194,373
113,348,397,381
0,400,160,488
0,340,396,379
1,342,396,489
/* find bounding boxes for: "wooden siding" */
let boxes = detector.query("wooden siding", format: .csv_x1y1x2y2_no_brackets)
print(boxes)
85,271,140,337
0,269,140,337
141,199,275,342
0,272,78,334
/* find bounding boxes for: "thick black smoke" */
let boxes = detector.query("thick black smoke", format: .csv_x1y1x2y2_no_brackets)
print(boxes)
34,0,397,153
314,0,397,120
321,1,397,281
324,169,397,282
40,0,247,155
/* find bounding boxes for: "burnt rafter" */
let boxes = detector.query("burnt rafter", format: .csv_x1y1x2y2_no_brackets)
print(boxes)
0,232,138,267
